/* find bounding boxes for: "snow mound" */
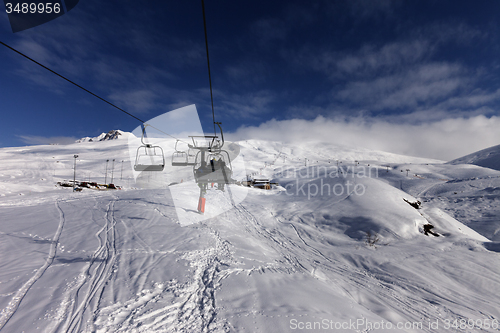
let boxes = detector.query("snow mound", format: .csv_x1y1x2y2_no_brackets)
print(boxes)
448,143,500,171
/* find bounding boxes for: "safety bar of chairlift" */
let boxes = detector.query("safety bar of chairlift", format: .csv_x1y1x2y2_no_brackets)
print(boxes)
188,136,222,152
188,122,226,151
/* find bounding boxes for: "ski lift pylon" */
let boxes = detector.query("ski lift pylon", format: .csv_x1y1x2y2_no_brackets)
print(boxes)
134,125,165,172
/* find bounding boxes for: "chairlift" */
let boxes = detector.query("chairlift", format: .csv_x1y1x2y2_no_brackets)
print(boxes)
193,150,233,184
187,148,196,165
171,140,189,166
134,125,165,172
172,140,197,166
191,123,234,185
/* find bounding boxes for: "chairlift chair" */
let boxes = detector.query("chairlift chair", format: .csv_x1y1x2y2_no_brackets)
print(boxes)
189,123,234,184
134,125,165,172
171,151,188,166
187,148,196,165
171,140,189,166
192,147,233,184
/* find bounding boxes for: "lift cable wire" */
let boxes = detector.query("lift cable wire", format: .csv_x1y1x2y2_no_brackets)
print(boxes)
0,40,189,144
201,0,217,136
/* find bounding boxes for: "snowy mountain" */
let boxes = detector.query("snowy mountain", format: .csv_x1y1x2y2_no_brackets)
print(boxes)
448,143,500,171
76,130,128,143
0,137,499,332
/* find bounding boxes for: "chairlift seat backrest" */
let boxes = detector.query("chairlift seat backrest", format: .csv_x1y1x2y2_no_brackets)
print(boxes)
171,140,193,167
134,146,165,171
172,151,189,166
133,125,165,172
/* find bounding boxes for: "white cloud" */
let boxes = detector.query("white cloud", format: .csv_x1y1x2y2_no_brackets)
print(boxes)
250,18,288,44
224,61,268,86
18,135,78,145
215,90,276,119
311,40,432,79
14,39,54,64
108,89,158,113
286,21,495,117
228,115,500,161
336,62,467,110
346,0,400,19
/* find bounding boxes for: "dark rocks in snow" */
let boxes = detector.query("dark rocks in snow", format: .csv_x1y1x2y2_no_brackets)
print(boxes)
100,130,122,141
423,224,439,237
403,198,421,209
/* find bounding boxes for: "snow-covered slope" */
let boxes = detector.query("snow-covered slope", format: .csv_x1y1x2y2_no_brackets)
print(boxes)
0,137,499,333
448,143,500,171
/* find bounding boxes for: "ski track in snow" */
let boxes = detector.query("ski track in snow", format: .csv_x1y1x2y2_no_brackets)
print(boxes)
0,199,66,330
222,200,498,332
43,193,233,333
88,224,233,333
46,197,119,333
5,193,492,333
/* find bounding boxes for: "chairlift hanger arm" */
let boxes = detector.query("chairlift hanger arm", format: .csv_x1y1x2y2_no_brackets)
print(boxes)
141,124,150,146
215,122,224,147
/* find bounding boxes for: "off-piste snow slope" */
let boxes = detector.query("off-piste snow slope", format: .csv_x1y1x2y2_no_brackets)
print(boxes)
0,134,499,333
448,143,500,172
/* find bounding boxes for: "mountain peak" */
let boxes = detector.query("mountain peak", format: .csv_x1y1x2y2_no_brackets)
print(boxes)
76,130,124,143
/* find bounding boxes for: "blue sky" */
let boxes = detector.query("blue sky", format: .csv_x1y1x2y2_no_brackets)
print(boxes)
1,0,500,159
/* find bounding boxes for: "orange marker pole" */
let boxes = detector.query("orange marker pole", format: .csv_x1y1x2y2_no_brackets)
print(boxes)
198,196,206,213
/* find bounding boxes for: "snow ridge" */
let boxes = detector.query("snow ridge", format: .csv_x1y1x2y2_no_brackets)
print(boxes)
448,143,500,171
76,130,124,143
